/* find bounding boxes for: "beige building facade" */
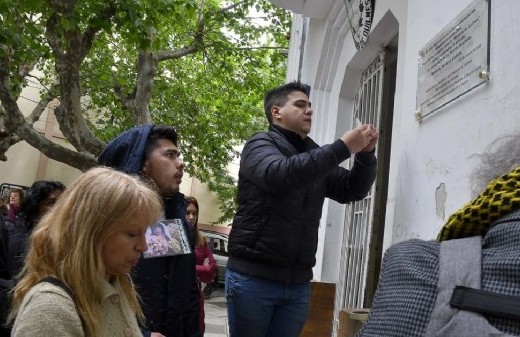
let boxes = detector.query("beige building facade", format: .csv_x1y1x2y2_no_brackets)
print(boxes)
1,86,228,226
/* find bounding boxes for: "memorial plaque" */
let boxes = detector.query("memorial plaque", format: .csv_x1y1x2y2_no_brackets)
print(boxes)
416,0,490,120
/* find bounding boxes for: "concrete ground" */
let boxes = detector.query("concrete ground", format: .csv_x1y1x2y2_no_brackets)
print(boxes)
203,287,228,337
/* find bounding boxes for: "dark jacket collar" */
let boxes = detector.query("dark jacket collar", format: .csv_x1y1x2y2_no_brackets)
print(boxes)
269,124,307,153
163,193,187,219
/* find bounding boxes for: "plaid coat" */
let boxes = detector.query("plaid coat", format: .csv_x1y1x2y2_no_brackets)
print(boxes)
357,209,520,336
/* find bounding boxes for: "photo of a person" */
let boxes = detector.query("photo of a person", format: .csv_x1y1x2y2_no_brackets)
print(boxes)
151,223,170,241
143,220,191,258
166,219,190,254
143,223,170,257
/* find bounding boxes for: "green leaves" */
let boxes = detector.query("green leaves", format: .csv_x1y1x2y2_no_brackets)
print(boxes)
2,0,290,222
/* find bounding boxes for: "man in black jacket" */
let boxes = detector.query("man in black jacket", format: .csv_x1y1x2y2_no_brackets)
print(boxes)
226,81,379,337
98,125,201,337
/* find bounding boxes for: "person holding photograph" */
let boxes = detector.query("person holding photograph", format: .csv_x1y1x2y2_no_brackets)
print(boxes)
7,167,163,336
99,124,200,337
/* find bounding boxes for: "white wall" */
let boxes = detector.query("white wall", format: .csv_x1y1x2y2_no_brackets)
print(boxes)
283,0,407,282
277,0,520,283
387,0,520,245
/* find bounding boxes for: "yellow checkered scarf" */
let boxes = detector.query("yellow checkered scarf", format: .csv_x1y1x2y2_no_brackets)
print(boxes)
438,166,520,241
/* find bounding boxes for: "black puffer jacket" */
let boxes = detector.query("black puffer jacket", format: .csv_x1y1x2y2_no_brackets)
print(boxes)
228,125,377,283
133,195,200,337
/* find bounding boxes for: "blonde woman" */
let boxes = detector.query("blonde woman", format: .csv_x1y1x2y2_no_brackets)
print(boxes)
8,167,163,337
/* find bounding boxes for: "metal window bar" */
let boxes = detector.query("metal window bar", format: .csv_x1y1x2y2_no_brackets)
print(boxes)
333,51,385,335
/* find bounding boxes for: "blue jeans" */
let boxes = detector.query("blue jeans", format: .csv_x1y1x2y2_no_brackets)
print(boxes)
226,269,311,337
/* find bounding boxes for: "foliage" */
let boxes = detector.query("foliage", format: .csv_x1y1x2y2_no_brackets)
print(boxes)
0,0,291,222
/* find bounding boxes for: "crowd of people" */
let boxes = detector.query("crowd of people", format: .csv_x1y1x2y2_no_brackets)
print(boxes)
0,80,517,337
0,181,66,336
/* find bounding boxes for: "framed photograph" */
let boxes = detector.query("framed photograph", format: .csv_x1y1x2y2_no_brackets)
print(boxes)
143,219,192,258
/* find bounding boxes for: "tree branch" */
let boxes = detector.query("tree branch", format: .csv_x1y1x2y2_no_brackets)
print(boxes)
19,120,98,171
155,44,200,62
128,0,208,123
156,4,206,62
26,93,56,125
25,74,49,92
131,52,155,125
79,3,116,61
45,14,64,58
233,46,286,50
219,0,249,13
0,132,21,162
0,105,9,136
0,74,96,170
114,85,132,111
44,1,107,154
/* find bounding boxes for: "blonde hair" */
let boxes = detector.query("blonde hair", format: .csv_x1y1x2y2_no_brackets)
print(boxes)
8,167,163,336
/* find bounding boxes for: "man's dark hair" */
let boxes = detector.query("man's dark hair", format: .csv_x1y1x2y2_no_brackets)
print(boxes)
146,124,178,158
21,180,65,227
264,81,311,124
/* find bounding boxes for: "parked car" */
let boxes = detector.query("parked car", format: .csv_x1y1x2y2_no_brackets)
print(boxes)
200,227,230,285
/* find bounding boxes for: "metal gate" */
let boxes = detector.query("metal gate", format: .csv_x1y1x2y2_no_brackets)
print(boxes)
333,50,385,334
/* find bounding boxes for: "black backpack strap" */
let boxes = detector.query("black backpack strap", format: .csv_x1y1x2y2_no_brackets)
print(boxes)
38,276,74,300
38,276,85,333
450,285,520,320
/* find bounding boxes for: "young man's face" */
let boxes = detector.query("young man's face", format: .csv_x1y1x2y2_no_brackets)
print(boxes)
142,138,184,197
272,91,313,138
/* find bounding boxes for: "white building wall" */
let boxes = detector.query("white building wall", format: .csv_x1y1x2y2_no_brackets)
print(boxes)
275,0,520,283
388,0,520,245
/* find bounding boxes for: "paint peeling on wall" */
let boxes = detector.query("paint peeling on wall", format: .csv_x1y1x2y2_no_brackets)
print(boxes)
435,183,447,219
